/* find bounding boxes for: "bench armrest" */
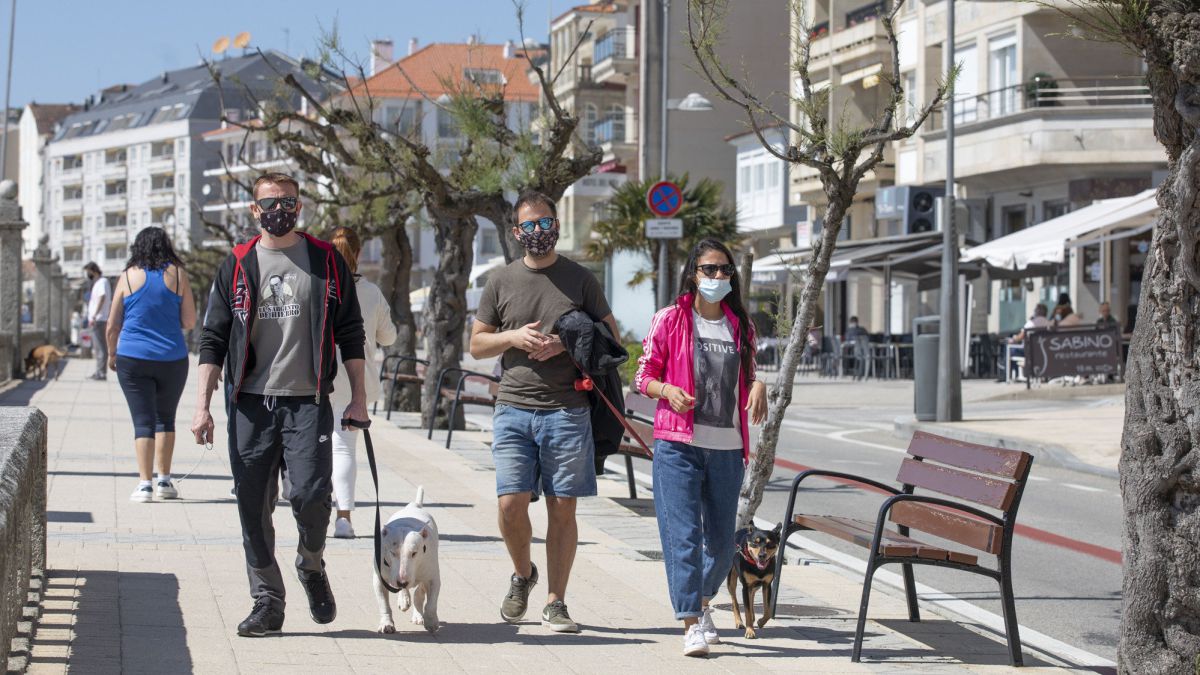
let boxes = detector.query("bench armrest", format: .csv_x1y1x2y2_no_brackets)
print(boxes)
874,493,1005,529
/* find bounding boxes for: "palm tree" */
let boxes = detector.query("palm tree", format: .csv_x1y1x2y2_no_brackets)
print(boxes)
585,174,741,300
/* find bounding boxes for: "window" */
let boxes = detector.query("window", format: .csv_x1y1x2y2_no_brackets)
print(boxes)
105,244,127,260
954,45,979,123
769,162,781,189
583,104,598,143
989,33,1018,115
105,213,127,228
130,212,138,227
388,103,421,137
63,217,82,231
1001,204,1027,235
149,104,186,124
1043,199,1070,222
63,246,82,262
754,164,765,191
606,104,625,143
106,114,140,132
463,68,504,85
480,230,500,256
903,72,918,123
437,110,459,138
739,166,751,194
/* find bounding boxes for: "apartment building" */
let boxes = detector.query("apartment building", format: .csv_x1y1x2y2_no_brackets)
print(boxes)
787,0,1163,338
344,38,542,291
18,103,78,253
43,51,323,278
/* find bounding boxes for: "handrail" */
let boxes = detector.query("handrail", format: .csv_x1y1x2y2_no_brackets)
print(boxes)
931,76,1151,130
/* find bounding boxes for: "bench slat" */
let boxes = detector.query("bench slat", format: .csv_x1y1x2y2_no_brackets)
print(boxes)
889,501,1004,554
896,459,1018,511
625,391,657,418
795,514,978,565
908,431,1031,480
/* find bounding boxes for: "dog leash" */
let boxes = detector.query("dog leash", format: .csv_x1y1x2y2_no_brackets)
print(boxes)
343,417,403,594
563,351,653,458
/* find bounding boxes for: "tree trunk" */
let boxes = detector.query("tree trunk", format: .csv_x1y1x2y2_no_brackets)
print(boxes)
420,208,477,432
736,194,849,530
1118,57,1199,675
377,223,420,412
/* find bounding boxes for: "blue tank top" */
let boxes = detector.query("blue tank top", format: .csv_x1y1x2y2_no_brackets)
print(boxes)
117,267,187,361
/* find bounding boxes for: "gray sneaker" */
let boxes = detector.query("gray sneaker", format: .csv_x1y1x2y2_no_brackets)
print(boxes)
500,562,538,623
541,600,580,633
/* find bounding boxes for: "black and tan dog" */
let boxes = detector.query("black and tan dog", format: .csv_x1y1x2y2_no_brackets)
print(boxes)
25,345,67,380
726,523,781,638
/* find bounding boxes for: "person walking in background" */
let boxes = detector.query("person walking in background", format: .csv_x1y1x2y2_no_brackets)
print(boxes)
191,172,368,638
327,226,397,539
634,238,767,657
84,262,112,380
105,228,197,502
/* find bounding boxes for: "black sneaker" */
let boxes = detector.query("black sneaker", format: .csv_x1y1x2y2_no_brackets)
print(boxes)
237,599,284,637
298,570,337,624
500,562,539,624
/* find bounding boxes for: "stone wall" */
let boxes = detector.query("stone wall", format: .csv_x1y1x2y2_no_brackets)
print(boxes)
0,407,47,672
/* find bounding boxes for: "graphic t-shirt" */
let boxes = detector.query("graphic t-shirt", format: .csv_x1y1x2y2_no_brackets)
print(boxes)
475,255,611,409
240,242,317,396
691,310,742,450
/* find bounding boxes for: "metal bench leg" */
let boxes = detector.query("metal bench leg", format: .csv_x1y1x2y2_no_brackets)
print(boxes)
624,454,636,499
901,563,920,622
771,478,805,616
851,560,879,662
446,374,468,449
999,555,1024,666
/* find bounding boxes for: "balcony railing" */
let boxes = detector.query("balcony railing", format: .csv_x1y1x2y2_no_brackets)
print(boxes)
929,77,1152,131
594,27,635,64
593,116,626,145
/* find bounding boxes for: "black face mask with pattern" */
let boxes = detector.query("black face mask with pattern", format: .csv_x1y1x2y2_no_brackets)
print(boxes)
516,226,559,257
259,209,298,237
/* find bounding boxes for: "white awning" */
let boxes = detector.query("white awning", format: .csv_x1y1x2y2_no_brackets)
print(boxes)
961,189,1157,270
409,287,483,313
752,252,808,284
469,256,506,287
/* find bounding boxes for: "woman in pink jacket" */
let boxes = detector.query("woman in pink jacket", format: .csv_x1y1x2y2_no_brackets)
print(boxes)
634,238,767,656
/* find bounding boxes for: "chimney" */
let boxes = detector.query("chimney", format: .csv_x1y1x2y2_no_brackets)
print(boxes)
408,38,418,56
370,39,394,77
503,39,514,59
467,34,477,46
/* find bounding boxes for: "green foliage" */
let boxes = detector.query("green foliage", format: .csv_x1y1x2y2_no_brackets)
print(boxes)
621,341,643,388
584,174,742,288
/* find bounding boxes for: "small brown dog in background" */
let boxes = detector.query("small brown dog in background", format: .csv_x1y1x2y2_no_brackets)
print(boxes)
25,345,67,380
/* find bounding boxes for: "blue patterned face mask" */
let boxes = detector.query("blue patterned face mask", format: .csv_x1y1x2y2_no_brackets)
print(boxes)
698,278,732,303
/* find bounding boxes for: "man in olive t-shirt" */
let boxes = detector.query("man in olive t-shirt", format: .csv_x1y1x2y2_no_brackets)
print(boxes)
471,191,618,634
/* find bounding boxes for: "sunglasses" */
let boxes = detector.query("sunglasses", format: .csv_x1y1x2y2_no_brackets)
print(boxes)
517,216,556,233
696,263,737,278
256,196,298,212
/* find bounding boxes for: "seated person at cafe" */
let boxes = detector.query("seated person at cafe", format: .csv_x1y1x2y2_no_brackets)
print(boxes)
1005,304,1049,381
846,316,870,379
1055,305,1083,327
1096,302,1119,331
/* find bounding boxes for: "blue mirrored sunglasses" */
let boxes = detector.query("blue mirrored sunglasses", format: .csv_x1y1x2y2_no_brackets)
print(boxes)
517,216,556,233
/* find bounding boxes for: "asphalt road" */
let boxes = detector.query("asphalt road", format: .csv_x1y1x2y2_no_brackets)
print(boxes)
754,392,1122,664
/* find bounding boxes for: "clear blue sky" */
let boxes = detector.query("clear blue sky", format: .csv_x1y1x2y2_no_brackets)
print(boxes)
5,0,572,107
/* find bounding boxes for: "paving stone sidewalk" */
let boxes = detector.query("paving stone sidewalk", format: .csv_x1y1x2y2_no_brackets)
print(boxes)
5,357,1080,673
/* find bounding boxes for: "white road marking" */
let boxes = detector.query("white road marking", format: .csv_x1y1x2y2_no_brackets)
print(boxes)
781,419,841,431
1027,475,1050,482
1063,483,1105,493
826,428,909,454
604,458,1116,669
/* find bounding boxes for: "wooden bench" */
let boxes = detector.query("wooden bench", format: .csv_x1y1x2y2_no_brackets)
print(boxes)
377,355,429,419
612,392,656,499
773,430,1033,666
426,367,500,449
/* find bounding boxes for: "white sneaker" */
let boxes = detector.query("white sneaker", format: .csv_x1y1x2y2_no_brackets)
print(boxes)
130,485,153,502
699,606,721,644
155,480,179,500
683,623,710,657
332,517,355,539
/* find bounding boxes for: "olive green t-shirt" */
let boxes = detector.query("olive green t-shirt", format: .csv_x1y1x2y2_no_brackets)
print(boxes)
475,255,611,409
241,242,317,396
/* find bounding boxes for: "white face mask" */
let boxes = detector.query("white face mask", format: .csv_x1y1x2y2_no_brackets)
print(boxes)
697,277,732,303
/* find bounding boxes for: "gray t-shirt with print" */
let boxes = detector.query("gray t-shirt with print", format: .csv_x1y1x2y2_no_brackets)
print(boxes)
241,242,317,396
475,255,611,410
691,310,742,450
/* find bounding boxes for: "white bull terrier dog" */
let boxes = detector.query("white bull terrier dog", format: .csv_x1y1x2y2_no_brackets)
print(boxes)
374,486,441,633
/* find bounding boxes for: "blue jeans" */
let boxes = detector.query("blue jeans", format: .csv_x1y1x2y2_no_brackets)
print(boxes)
491,403,596,497
652,439,745,619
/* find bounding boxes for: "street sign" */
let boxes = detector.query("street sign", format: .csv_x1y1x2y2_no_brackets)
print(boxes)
645,218,683,239
647,180,683,218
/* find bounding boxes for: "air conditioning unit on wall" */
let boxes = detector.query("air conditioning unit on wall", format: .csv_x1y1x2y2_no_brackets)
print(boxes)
875,185,939,236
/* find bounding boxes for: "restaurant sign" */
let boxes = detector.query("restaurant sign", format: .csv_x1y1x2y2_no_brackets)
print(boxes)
1026,326,1123,380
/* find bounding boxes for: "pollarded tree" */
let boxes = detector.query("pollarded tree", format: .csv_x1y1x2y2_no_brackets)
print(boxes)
686,0,952,529
1049,2,1200,671
584,173,740,300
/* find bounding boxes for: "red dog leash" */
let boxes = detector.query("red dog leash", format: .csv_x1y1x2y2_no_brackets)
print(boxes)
564,352,653,458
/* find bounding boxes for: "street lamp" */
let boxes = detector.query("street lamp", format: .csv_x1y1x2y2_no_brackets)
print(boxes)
937,0,962,422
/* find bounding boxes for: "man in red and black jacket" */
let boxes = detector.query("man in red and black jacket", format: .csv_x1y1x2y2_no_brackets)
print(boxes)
191,172,367,638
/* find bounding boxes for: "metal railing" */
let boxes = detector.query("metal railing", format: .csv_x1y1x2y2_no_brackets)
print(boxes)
594,27,635,64
931,76,1151,130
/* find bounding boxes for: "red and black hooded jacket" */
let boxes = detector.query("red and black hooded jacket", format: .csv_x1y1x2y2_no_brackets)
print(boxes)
198,233,366,403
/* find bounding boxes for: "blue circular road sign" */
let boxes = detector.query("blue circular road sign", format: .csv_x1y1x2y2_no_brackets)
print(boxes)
647,181,683,218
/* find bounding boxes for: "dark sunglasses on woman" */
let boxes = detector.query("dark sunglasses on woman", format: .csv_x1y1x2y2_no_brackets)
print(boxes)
517,216,556,233
256,196,298,212
696,263,737,278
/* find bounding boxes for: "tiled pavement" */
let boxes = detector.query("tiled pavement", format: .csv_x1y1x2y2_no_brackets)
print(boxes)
4,357,1082,673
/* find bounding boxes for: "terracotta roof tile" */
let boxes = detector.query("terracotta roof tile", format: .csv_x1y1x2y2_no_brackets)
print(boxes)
345,43,544,103
553,2,622,24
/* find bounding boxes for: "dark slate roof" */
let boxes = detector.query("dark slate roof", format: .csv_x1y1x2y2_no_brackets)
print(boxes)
26,103,82,135
53,50,338,142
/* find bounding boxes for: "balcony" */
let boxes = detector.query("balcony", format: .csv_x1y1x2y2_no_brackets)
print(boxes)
807,4,890,71
146,154,175,174
593,116,634,160
147,190,176,208
101,189,128,210
920,77,1157,183
592,27,636,84
100,161,127,178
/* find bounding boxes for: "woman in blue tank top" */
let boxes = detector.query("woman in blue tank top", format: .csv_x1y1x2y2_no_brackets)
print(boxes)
105,227,197,503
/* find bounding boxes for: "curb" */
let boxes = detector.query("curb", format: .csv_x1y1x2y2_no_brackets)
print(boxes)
892,415,1119,480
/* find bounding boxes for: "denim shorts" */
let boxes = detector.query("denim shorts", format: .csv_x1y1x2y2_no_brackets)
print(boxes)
491,403,596,498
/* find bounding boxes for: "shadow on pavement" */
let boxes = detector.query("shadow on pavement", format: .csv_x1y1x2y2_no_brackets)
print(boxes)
876,618,1055,667
306,622,652,646
0,377,50,406
26,569,193,673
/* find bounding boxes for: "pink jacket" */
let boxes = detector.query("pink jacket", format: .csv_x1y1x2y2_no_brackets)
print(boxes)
634,293,755,461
